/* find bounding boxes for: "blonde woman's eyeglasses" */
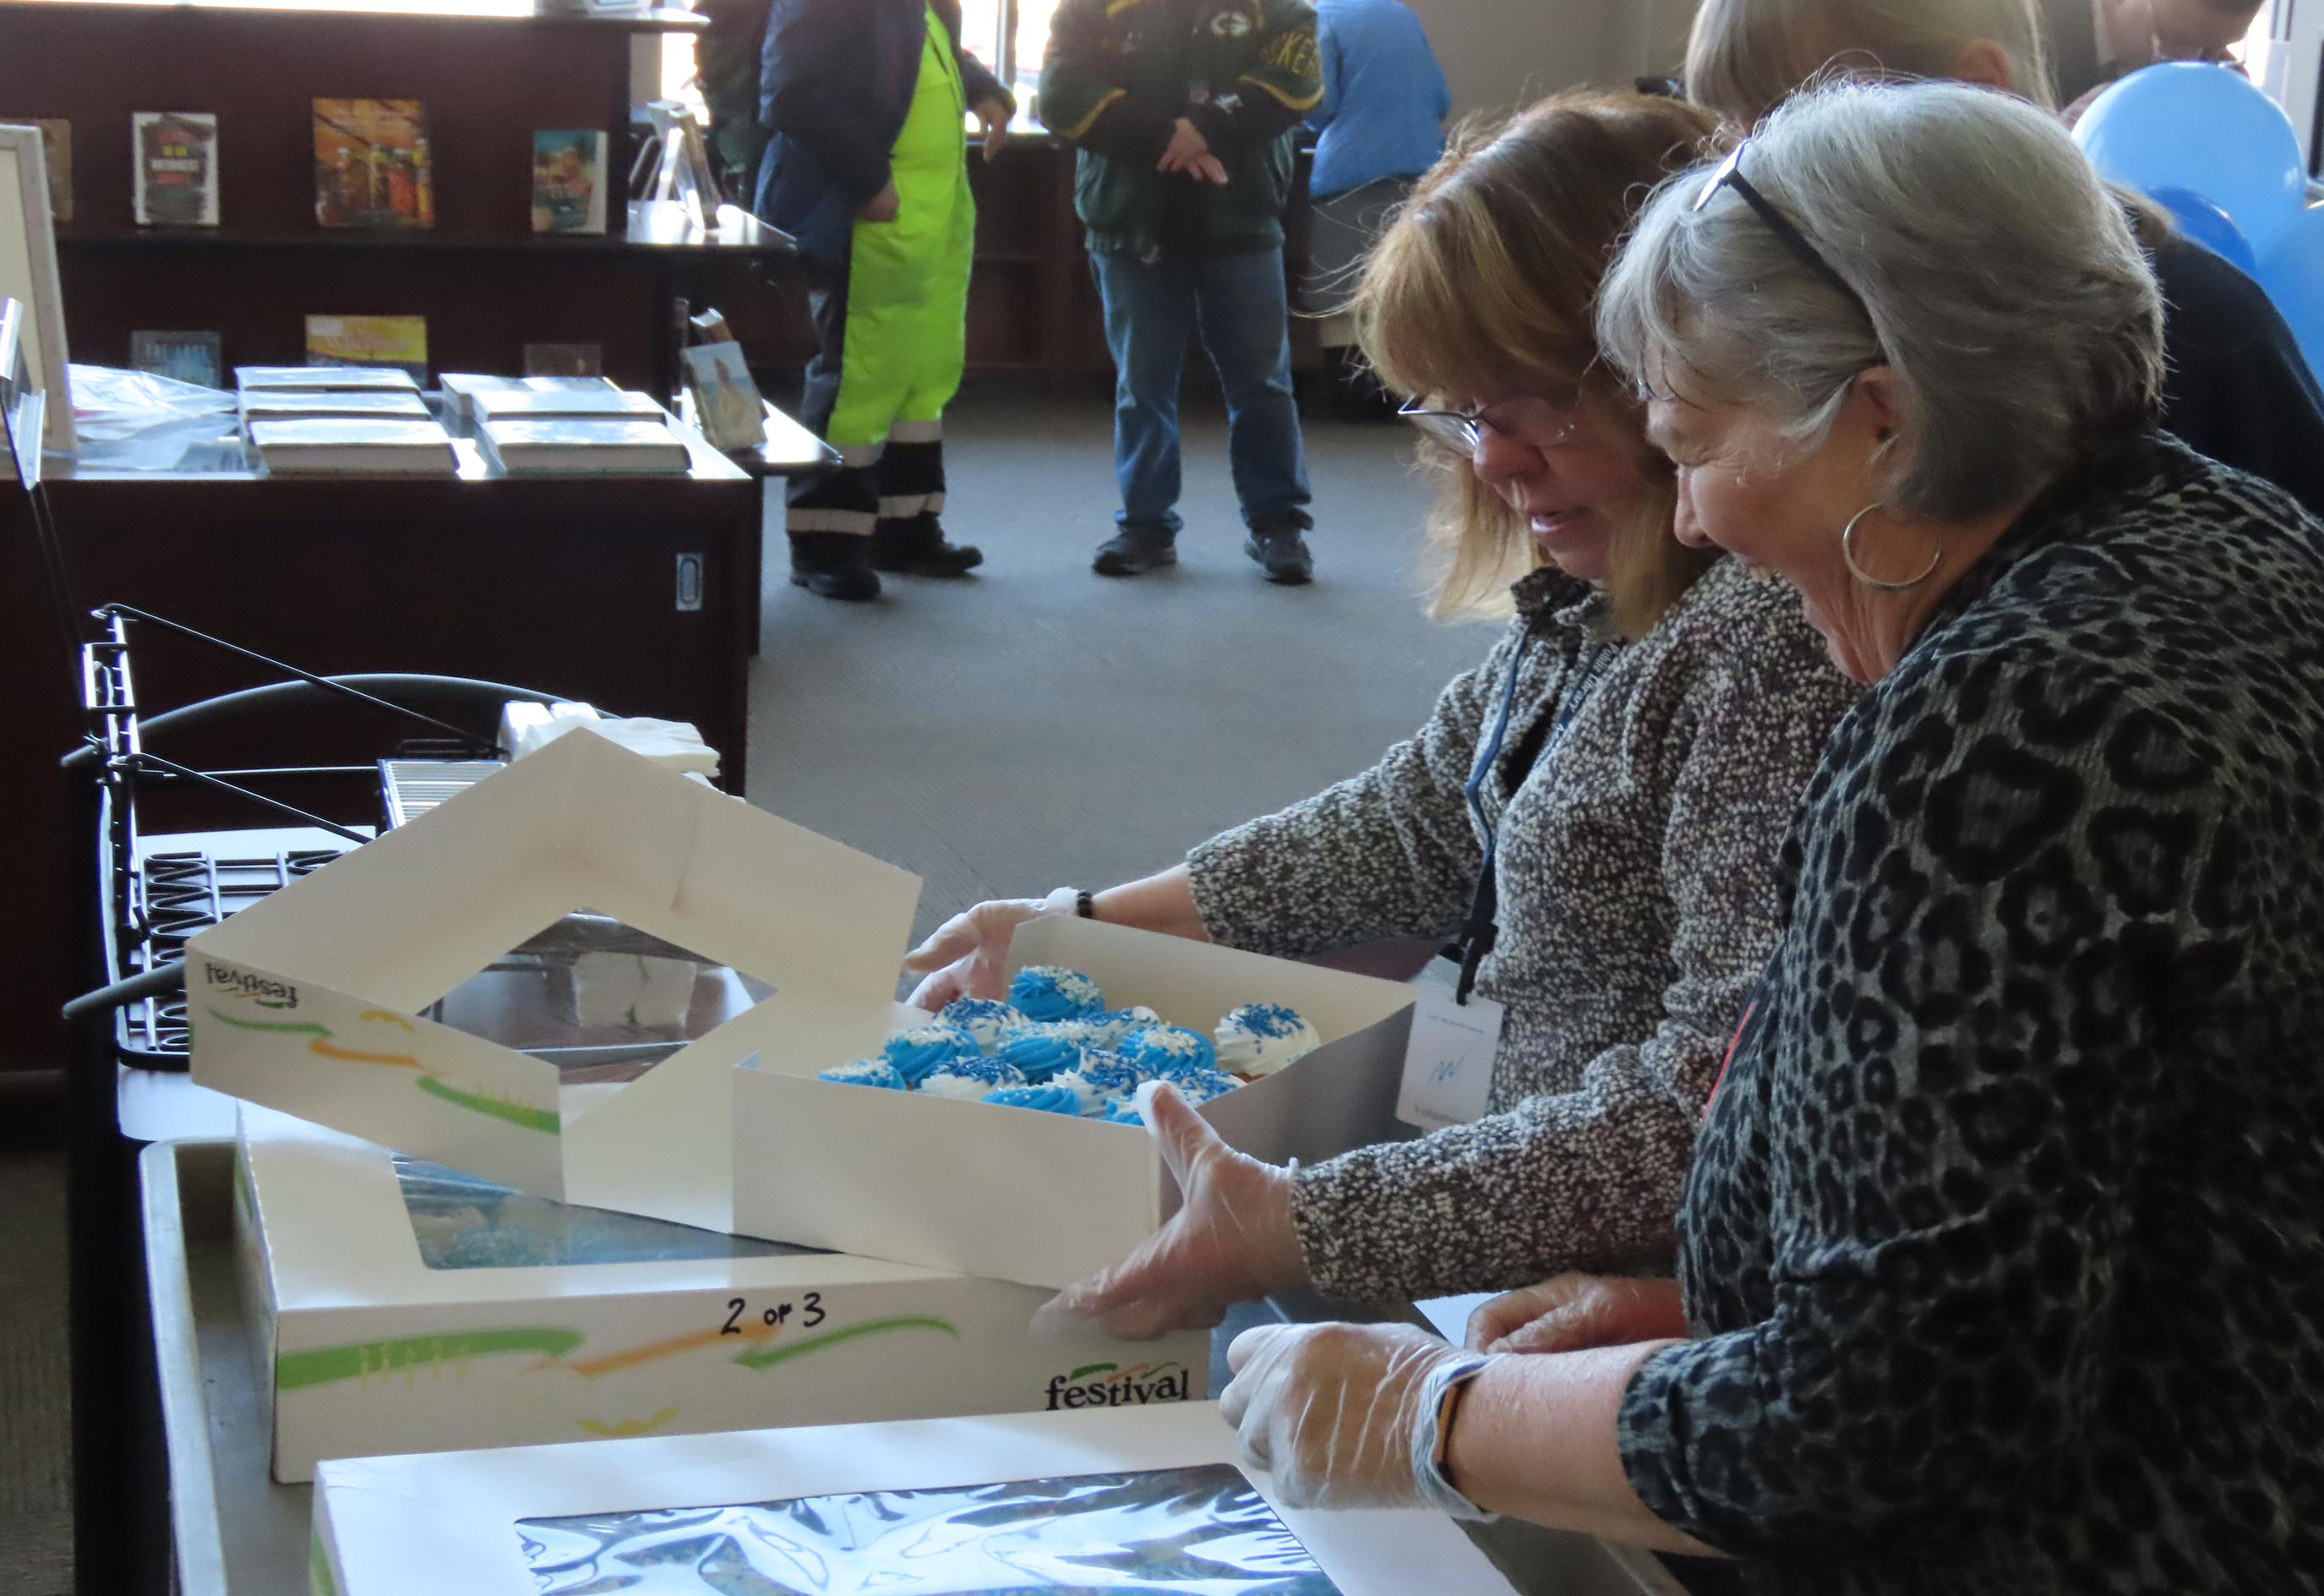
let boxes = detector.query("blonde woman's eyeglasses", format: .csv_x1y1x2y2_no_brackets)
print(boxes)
1398,393,1583,454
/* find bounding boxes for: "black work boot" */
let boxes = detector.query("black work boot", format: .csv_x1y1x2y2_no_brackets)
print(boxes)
869,514,982,577
1244,522,1315,585
788,531,881,601
1091,525,1178,577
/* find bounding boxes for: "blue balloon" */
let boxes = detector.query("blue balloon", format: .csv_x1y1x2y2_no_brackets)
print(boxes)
2148,185,2260,276
2075,63,2307,254
2256,205,2324,380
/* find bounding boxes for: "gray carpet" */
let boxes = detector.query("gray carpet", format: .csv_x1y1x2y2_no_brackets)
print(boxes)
746,392,1503,953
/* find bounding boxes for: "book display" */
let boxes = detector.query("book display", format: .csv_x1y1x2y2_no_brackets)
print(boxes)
132,111,219,227
249,416,458,475
480,415,690,473
531,129,607,235
128,329,221,388
306,314,429,380
314,98,434,231
469,385,661,421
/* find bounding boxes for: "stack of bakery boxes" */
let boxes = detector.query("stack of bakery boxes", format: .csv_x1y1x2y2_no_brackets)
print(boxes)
188,728,1454,1596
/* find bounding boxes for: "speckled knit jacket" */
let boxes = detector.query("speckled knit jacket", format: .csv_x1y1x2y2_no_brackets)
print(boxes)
1184,556,1861,1301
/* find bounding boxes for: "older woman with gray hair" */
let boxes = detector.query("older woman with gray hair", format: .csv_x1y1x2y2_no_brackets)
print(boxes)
1212,78,2324,1594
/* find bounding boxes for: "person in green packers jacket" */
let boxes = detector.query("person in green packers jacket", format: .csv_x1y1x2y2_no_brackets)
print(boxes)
755,0,1013,601
1039,0,1327,585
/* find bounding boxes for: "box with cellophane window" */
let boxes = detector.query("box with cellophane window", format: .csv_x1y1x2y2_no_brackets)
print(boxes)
235,1104,1209,1483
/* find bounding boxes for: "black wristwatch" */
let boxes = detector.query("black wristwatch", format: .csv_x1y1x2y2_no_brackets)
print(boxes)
1074,888,1096,919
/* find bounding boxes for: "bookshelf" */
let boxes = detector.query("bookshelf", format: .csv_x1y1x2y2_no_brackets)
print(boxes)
0,0,786,396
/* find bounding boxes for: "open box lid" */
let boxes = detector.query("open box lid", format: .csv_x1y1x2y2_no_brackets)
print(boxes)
190,728,921,1233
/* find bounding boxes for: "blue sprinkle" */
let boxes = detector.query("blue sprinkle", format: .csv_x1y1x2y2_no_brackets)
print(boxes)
1161,1068,1241,1105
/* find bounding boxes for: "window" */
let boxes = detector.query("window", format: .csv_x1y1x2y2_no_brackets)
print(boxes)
958,0,1068,120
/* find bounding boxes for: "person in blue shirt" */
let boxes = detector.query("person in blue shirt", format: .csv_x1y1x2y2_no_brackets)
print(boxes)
1305,0,1448,416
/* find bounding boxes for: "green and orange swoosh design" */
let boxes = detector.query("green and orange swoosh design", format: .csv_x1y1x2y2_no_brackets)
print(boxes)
276,1315,961,1392
202,1004,558,1134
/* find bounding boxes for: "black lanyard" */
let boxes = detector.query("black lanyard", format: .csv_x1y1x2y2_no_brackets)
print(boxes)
1448,632,1613,1004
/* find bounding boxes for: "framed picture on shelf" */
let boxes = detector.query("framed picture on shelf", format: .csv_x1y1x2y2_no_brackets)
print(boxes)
0,121,74,455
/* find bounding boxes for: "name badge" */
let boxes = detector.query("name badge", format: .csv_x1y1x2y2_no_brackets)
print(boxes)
1395,981,1504,1130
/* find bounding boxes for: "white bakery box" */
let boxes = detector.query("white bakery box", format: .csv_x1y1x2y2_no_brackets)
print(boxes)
186,726,923,1237
733,914,1420,1290
237,1103,1209,1484
312,1401,1521,1596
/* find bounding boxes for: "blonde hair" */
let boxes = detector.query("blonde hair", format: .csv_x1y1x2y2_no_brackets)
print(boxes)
1685,0,2058,126
1352,90,1722,631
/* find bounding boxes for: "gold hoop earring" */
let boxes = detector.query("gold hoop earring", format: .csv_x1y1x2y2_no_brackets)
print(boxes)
1840,503,1942,591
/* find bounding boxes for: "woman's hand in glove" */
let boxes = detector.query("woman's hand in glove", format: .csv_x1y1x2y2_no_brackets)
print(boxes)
1220,1320,1487,1511
1034,1082,1307,1339
901,889,1074,1009
1465,1274,1687,1355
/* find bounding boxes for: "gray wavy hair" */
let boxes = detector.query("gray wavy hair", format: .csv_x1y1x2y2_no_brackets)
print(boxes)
1597,79,2164,522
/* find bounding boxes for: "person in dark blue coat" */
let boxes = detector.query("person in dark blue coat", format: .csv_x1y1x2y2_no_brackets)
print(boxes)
753,0,1014,599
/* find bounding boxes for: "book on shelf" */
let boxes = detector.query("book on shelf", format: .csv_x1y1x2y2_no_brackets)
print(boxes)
14,119,73,226
479,417,690,474
439,372,618,420
531,130,608,235
249,417,457,476
468,387,663,422
524,342,602,377
238,389,432,427
133,112,219,227
313,99,433,230
305,314,428,382
680,342,766,451
130,330,223,390
236,363,419,393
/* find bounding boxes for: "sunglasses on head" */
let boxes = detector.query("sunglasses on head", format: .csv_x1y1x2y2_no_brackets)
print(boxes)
1694,139,1874,325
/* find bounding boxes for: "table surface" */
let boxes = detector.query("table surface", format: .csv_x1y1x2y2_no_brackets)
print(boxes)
142,1140,1682,1596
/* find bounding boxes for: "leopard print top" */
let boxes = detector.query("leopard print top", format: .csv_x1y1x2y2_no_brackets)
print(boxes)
1619,437,2324,1593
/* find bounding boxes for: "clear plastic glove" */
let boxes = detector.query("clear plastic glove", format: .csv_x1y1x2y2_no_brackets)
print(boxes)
1220,1320,1495,1512
1464,1274,1687,1355
902,888,1076,1010
1033,1082,1306,1339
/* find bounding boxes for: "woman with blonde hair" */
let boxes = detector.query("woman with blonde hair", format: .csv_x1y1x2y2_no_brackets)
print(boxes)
905,90,1858,1335
1684,0,2324,515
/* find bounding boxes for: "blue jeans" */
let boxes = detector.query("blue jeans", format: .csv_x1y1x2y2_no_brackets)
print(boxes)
1092,248,1312,537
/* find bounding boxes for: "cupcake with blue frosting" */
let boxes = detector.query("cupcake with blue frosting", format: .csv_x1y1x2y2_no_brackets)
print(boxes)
1008,965,1106,1023
1084,1005,1163,1047
1075,1051,1148,1109
1117,1024,1218,1078
992,1023,1084,1084
1214,1003,1322,1079
816,1058,909,1090
919,1056,1028,1101
881,1024,984,1086
1157,1067,1242,1106
983,1083,1083,1116
936,997,1025,1052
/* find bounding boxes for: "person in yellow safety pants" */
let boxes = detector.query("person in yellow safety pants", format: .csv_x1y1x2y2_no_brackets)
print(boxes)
753,0,1014,600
